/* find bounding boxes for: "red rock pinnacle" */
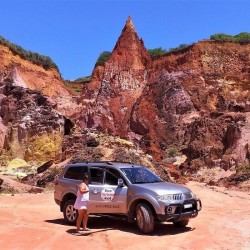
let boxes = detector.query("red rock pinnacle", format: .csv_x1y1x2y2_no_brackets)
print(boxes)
107,16,150,69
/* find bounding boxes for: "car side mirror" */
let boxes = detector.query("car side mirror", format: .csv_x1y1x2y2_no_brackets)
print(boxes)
118,178,124,187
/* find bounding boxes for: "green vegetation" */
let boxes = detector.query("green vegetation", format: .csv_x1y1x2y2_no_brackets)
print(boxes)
0,36,59,71
95,51,111,66
210,32,250,43
148,47,167,57
95,43,192,64
148,44,192,58
166,147,178,157
237,163,250,174
74,76,91,83
167,43,191,52
63,82,82,94
63,76,92,94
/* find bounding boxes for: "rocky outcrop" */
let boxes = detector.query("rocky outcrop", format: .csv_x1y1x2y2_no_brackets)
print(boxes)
0,174,43,193
0,44,71,99
79,17,250,183
0,43,83,121
138,41,250,168
0,39,83,165
80,17,150,136
0,117,7,150
0,17,249,187
0,82,69,165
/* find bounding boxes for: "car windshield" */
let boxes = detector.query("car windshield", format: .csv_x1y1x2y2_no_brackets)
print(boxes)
121,167,163,184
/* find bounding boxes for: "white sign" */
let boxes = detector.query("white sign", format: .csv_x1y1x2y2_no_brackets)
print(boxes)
184,203,192,209
101,188,115,201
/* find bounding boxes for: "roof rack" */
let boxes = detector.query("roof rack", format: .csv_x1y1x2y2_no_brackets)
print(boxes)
69,160,133,165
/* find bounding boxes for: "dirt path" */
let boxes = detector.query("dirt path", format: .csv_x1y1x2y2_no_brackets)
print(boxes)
0,182,249,250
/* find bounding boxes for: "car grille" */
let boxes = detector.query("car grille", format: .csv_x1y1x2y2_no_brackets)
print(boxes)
173,194,183,200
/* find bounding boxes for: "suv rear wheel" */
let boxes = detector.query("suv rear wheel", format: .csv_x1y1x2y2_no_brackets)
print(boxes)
136,203,154,234
63,199,77,225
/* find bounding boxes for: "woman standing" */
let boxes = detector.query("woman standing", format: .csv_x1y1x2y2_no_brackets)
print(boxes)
74,174,90,232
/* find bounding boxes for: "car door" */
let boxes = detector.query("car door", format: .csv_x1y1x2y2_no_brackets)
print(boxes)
88,167,128,214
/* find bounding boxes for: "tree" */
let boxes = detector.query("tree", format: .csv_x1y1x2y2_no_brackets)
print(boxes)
95,51,111,66
148,47,167,58
167,43,190,53
210,33,234,42
210,32,250,43
234,32,250,43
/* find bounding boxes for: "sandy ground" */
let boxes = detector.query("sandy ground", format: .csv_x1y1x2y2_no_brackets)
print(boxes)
0,181,249,250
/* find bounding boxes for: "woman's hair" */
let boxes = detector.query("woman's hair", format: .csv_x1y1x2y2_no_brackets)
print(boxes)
83,173,89,181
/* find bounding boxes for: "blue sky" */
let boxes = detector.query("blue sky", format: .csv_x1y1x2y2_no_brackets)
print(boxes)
0,0,249,80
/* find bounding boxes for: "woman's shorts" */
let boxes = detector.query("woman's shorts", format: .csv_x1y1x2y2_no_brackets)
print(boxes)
74,200,89,210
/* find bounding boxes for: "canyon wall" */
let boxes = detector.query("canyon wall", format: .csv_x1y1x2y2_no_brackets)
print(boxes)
0,42,74,164
80,18,250,177
0,17,249,184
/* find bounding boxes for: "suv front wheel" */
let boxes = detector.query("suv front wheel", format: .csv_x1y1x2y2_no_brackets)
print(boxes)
135,203,154,234
63,199,77,225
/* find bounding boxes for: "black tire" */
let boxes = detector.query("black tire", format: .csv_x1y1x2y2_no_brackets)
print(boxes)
135,203,154,234
63,199,77,225
173,219,189,227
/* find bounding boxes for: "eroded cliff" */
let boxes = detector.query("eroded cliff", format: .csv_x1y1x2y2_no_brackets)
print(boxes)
80,18,250,184
0,44,72,98
0,40,75,165
0,17,249,188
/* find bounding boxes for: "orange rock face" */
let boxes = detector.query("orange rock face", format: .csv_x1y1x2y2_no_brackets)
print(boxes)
80,17,150,136
80,17,250,176
0,42,75,165
0,44,71,99
1,17,249,184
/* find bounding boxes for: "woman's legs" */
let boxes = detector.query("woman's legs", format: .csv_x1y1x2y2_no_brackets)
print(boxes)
76,209,84,231
82,209,89,230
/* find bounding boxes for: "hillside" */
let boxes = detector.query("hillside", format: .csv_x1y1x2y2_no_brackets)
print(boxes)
78,17,250,188
0,17,249,190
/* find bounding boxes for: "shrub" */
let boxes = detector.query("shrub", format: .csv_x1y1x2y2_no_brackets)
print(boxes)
95,51,111,66
237,164,250,174
148,44,192,58
210,32,250,43
74,76,91,83
234,32,250,43
210,33,234,42
148,47,167,58
167,43,191,53
167,147,178,157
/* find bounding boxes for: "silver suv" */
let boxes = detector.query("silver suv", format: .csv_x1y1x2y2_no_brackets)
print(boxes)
54,162,202,233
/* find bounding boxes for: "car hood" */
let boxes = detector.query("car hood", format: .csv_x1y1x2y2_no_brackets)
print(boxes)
132,181,191,195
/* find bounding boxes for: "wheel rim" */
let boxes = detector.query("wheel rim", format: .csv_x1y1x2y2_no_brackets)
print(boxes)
136,208,144,229
66,204,76,222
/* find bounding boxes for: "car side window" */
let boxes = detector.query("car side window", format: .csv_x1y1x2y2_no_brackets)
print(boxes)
89,168,105,185
64,166,86,180
105,169,124,185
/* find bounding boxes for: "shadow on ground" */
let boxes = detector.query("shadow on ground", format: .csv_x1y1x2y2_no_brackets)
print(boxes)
45,215,194,236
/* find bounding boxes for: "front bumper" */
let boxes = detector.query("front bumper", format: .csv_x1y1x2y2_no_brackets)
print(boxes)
157,198,202,222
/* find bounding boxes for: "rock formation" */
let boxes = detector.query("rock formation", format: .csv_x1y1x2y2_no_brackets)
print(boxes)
79,17,250,182
0,43,71,98
0,82,68,164
80,17,150,136
0,39,79,165
0,17,249,188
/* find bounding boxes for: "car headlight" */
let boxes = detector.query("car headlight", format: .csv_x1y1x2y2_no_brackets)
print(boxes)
190,192,196,198
183,192,196,199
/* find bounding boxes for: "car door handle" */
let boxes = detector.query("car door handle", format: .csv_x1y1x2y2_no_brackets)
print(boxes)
93,189,99,194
